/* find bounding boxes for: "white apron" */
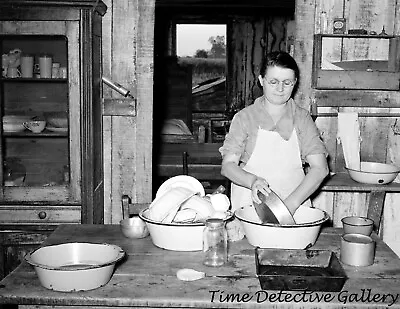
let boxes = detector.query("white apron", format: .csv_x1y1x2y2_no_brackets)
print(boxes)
231,128,312,211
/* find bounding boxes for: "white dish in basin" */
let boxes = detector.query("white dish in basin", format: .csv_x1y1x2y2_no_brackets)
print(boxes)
156,175,205,198
148,187,196,223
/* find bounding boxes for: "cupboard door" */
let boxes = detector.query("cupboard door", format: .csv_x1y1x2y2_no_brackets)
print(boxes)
0,1,106,224
0,23,81,204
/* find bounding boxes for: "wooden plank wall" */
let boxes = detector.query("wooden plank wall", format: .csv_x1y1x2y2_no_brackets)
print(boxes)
294,0,400,255
102,0,154,224
227,16,294,112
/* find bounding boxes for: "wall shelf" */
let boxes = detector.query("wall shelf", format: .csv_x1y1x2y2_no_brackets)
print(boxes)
312,34,400,90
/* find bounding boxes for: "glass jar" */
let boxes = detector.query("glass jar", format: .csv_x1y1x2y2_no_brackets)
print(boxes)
203,218,228,267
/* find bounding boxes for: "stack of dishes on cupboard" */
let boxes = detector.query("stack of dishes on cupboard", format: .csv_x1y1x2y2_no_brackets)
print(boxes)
44,111,68,133
2,115,32,133
139,175,233,251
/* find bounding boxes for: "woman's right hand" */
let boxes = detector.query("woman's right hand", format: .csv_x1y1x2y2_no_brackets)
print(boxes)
250,176,271,204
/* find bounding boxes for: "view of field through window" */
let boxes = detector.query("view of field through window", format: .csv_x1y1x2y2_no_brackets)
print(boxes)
176,24,226,87
175,24,229,144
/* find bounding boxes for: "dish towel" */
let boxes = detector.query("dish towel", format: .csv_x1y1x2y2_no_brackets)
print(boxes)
337,112,361,170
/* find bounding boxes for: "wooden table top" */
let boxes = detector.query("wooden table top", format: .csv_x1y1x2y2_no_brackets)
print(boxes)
1,224,400,308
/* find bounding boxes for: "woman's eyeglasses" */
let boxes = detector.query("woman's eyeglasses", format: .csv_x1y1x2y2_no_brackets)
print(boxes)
265,79,296,88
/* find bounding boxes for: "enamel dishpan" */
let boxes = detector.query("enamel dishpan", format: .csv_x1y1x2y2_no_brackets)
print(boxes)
25,242,125,292
346,161,400,184
235,205,329,249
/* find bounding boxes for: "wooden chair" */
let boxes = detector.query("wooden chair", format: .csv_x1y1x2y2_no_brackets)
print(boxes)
121,195,150,219
182,151,230,196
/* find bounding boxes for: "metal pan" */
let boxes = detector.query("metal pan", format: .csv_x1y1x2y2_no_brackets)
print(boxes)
253,190,296,225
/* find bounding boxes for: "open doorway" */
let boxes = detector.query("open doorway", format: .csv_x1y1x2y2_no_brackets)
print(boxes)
176,24,228,143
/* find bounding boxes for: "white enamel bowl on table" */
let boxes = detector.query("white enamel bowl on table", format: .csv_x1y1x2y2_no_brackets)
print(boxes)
346,161,400,184
139,207,233,251
139,208,206,251
24,242,125,292
235,205,329,249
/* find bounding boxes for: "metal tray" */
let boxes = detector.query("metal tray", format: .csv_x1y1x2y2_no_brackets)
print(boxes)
255,248,347,292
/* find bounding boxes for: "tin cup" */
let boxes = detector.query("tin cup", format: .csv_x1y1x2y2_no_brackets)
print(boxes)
340,233,375,266
59,67,67,79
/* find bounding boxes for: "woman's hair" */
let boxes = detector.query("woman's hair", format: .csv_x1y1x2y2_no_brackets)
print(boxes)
260,51,299,80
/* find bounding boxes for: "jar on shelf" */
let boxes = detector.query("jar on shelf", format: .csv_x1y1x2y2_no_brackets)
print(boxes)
320,11,328,34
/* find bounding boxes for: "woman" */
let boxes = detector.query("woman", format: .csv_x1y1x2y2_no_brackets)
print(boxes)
220,51,329,215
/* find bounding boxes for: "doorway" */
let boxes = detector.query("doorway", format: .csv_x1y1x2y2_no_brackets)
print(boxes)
152,0,295,194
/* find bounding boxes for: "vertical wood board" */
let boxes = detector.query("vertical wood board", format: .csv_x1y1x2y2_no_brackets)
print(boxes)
293,0,316,109
133,0,155,212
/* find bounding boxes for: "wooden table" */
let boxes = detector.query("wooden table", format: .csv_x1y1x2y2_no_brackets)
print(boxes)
1,224,400,308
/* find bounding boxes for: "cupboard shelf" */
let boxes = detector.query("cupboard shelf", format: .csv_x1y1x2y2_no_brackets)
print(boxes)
312,34,400,90
3,131,68,137
0,78,68,82
315,34,396,39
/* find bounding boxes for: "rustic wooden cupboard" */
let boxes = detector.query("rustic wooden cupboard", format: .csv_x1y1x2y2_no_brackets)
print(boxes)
0,0,106,278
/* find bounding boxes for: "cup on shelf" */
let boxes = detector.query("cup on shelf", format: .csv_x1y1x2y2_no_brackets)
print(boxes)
52,62,60,78
23,120,46,133
20,54,34,78
7,67,21,78
38,54,52,78
59,67,67,79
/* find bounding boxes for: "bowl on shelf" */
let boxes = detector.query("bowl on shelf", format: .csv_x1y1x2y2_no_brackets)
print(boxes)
2,115,32,132
23,120,46,133
341,216,374,236
346,161,400,184
44,111,68,128
3,122,25,133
